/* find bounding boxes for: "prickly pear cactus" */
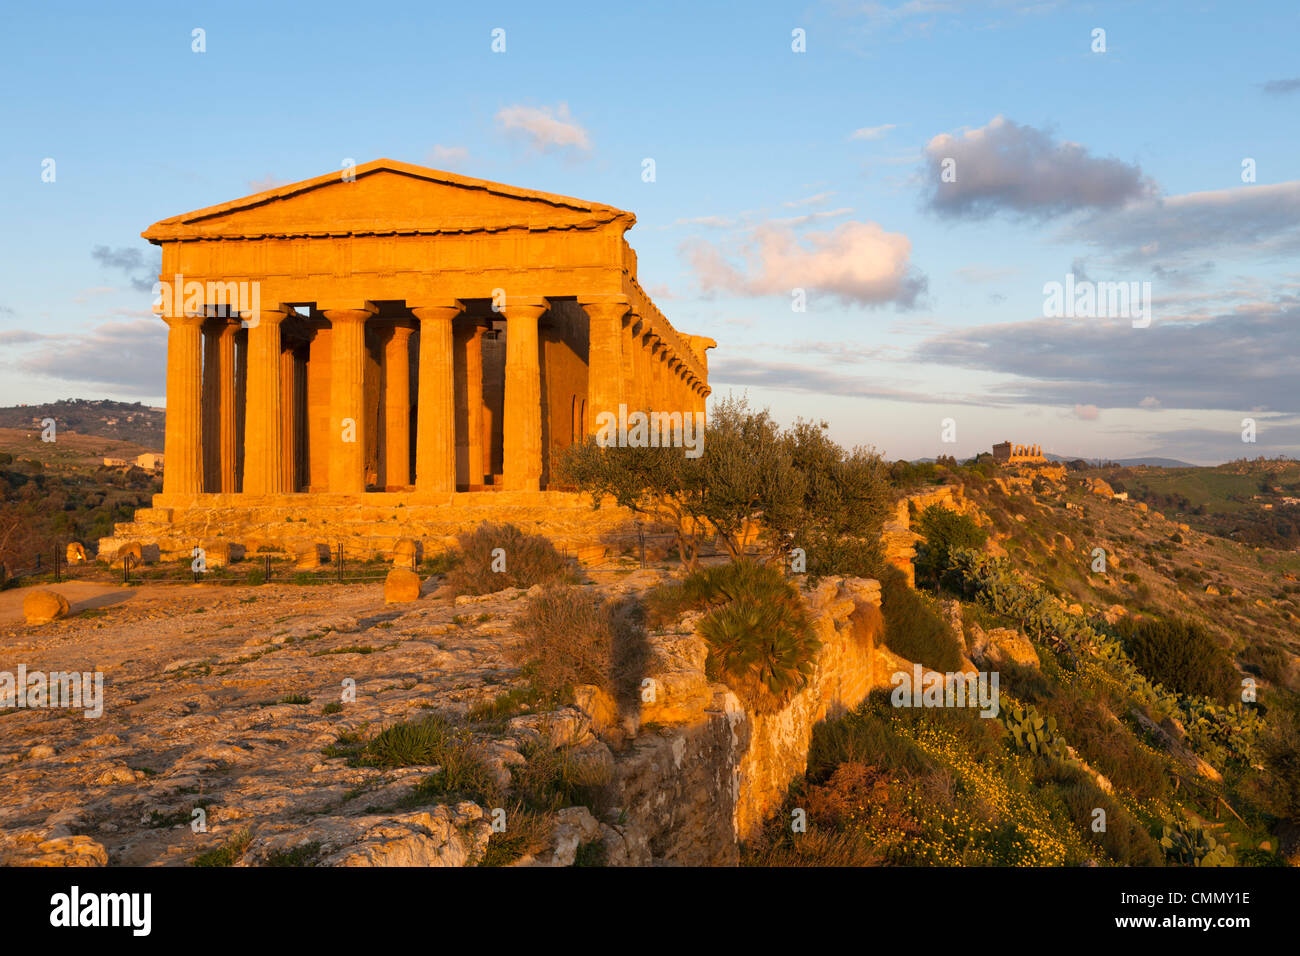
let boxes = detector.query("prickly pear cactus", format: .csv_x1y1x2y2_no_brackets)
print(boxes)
1002,704,1073,763
1159,817,1234,867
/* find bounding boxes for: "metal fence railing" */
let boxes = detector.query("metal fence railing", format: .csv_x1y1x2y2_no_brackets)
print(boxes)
0,529,747,591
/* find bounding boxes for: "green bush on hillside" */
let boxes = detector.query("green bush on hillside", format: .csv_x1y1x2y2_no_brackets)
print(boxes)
878,566,964,672
913,505,987,588
1112,617,1238,705
648,560,820,712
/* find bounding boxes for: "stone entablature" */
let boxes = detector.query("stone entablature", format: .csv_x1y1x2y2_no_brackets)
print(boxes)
144,160,715,508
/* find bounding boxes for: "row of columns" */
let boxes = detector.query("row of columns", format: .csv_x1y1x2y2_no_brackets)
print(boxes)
162,295,709,498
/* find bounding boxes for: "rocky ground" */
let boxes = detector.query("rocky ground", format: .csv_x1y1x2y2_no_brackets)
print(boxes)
0,573,659,867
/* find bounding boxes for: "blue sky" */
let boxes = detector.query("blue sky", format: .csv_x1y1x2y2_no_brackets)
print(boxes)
2,0,1298,464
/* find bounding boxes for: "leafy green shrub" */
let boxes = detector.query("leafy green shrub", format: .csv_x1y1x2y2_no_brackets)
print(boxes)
914,505,987,588
558,398,891,571
1113,617,1238,704
699,589,819,713
443,522,575,596
645,560,821,711
879,566,964,672
949,547,1263,767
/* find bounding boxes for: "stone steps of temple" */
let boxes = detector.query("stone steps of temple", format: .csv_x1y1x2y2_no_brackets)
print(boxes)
96,490,654,564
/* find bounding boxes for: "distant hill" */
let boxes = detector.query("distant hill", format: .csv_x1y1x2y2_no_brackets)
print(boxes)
0,399,164,450
912,453,1197,468
1043,453,1196,468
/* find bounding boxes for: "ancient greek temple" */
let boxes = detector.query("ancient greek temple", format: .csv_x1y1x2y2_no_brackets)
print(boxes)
149,159,714,501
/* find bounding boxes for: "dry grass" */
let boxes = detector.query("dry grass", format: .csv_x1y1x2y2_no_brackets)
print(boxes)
444,522,576,596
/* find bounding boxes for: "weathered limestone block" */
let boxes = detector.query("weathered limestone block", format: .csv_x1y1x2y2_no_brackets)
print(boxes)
24,590,70,625
293,543,330,569
249,803,491,867
968,623,1039,670
1086,477,1115,497
572,684,621,742
640,632,712,726
112,541,142,567
507,708,594,750
391,537,422,569
599,820,652,866
2,832,108,867
840,576,883,608
383,568,422,603
202,541,244,568
65,542,87,565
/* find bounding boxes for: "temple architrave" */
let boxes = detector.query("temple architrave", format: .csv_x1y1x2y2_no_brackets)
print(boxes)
101,160,715,562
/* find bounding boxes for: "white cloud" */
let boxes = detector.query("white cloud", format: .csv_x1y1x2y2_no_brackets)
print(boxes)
769,207,855,227
495,102,591,153
428,145,469,168
784,191,836,208
684,219,926,307
849,124,897,141
246,174,289,192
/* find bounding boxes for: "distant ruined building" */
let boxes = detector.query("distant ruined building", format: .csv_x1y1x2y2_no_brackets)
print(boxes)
992,441,1045,464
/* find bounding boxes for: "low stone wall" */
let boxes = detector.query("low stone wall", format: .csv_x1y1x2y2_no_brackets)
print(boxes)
594,575,884,864
98,490,651,565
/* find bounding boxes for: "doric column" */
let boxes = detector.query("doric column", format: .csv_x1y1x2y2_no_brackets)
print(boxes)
382,323,415,488
162,313,205,496
500,297,548,491
234,328,247,491
649,338,666,410
215,320,239,492
669,358,685,410
241,308,288,495
454,322,487,488
578,296,629,434
410,301,463,493
202,318,221,491
321,303,377,494
622,313,639,407
632,323,650,412
279,345,298,491
306,323,331,492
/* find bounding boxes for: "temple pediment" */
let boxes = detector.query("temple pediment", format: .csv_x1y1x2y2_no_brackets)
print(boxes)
143,159,634,242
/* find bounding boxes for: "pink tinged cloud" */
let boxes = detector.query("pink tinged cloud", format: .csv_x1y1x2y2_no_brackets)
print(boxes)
495,103,591,152
684,221,925,307
1073,403,1101,420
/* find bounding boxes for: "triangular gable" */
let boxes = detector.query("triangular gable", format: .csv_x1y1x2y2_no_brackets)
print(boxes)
143,159,634,242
